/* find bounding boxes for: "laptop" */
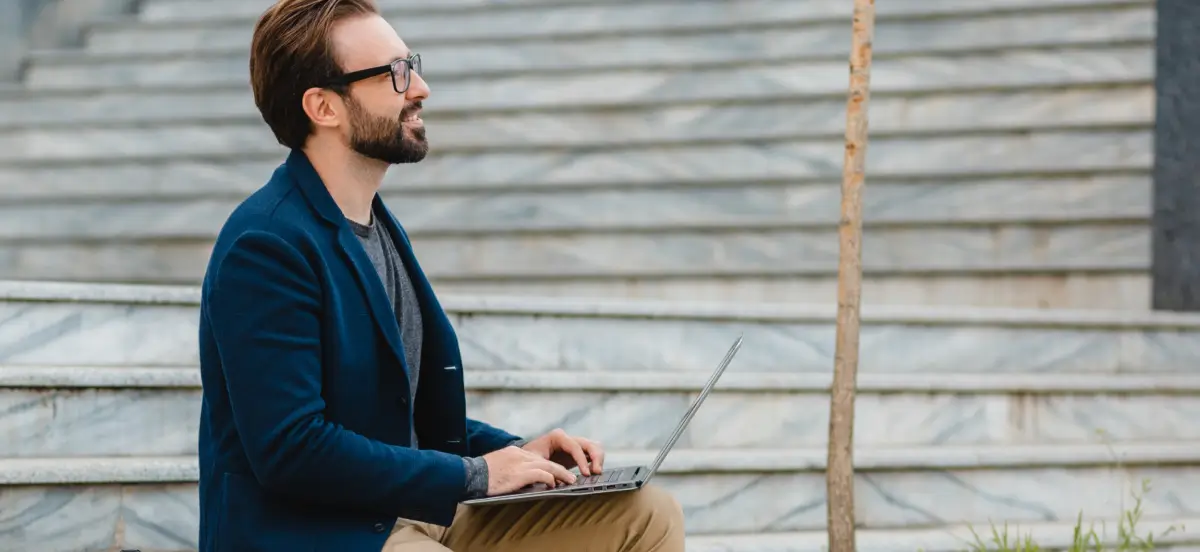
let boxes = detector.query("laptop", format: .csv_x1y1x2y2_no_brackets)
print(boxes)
462,335,743,505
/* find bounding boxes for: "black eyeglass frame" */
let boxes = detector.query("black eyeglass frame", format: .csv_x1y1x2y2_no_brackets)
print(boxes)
326,53,421,94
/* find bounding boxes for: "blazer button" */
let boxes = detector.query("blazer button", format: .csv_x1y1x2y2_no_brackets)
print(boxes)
373,522,388,533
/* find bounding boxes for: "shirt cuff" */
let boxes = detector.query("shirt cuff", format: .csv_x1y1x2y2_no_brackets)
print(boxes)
461,456,490,500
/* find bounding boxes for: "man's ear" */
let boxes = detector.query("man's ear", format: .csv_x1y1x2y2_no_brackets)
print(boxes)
301,87,344,130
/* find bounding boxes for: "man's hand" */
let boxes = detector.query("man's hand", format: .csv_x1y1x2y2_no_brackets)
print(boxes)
482,446,577,496
521,428,606,476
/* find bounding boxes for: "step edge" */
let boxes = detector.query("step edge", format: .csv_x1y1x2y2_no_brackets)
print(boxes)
4,442,1200,485
6,367,1200,394
97,0,1154,30
4,280,1200,328
686,518,1200,550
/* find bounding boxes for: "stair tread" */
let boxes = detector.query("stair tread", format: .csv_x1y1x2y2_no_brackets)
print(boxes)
6,366,1200,392
5,279,1200,327
5,441,1200,485
687,519,1200,551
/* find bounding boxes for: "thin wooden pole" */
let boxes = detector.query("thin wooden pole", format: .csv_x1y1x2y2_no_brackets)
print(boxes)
826,0,875,551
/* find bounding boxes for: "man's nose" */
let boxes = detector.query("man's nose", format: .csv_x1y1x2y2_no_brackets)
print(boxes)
406,71,430,102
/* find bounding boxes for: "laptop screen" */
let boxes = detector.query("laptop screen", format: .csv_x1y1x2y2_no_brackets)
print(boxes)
642,335,743,484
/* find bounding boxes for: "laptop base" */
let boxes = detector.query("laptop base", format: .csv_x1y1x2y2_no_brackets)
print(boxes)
461,465,647,505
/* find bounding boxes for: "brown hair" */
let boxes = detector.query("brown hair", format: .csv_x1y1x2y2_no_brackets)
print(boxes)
249,0,379,150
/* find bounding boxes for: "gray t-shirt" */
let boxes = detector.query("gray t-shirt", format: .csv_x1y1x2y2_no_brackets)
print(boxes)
348,215,491,498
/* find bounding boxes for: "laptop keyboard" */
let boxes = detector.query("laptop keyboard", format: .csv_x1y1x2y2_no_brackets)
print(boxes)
568,469,625,487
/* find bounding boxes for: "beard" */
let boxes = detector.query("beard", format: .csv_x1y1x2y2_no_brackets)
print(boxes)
345,97,428,165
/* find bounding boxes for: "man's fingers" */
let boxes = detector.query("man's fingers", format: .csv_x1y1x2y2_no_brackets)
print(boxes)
524,467,557,489
580,438,605,473
534,458,576,484
560,436,592,476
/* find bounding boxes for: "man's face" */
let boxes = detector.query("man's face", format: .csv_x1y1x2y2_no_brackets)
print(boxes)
330,14,431,164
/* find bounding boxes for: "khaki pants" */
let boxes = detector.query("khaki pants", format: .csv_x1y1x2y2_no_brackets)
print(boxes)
382,485,686,552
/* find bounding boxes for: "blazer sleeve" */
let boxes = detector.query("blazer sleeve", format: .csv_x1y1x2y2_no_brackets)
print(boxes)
465,418,523,456
205,229,466,525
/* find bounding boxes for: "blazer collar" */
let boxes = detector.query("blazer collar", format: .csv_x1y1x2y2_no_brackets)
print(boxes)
284,149,412,371
285,148,345,227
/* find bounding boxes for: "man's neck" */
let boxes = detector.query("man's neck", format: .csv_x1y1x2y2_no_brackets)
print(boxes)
303,141,387,225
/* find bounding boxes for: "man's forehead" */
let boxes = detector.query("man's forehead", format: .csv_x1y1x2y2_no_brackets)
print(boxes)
331,14,410,70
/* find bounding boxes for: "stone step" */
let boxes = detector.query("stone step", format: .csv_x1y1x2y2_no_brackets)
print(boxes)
0,176,1153,232
0,129,1153,195
0,259,1153,309
22,5,1154,90
0,218,1151,284
5,366,1200,458
132,0,1147,25
87,0,1150,55
2,443,1197,549
690,521,1200,552
0,47,1153,126
425,273,1153,310
3,281,1200,371
0,87,1153,162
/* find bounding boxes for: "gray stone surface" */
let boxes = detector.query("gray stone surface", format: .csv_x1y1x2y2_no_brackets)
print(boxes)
0,131,1154,196
0,47,1154,126
4,382,1200,457
89,0,1150,56
0,87,1154,161
5,287,1200,371
0,220,1151,283
24,7,1155,90
0,175,1155,232
132,0,1147,25
426,272,1153,310
1,460,1198,543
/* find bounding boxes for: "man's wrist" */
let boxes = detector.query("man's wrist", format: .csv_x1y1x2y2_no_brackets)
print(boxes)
460,438,527,500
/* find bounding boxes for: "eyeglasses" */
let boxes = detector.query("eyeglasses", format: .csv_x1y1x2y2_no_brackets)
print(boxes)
326,53,422,94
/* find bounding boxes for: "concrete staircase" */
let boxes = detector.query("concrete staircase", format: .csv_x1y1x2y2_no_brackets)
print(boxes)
2,0,1196,551
0,0,1157,308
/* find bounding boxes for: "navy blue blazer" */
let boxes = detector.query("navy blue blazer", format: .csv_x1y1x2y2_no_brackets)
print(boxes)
196,149,520,552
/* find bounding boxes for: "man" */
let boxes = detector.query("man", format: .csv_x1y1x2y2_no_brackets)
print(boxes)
196,0,685,550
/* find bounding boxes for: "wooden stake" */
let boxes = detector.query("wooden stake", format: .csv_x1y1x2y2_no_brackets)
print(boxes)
826,0,875,551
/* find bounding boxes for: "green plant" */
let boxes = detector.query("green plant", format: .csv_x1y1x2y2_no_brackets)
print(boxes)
960,478,1183,551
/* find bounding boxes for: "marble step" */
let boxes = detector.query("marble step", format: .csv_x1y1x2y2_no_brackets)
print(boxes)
424,272,1155,310
0,129,1153,195
132,0,1148,25
0,218,1152,285
0,87,1154,162
89,0,1152,56
690,521,1200,552
0,261,1153,309
4,280,1200,372
695,533,1200,552
0,46,1153,127
2,443,1198,549
23,5,1154,90
6,366,1200,458
0,176,1154,233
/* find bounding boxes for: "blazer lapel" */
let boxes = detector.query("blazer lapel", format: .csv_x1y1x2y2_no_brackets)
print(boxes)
284,149,408,368
336,226,408,368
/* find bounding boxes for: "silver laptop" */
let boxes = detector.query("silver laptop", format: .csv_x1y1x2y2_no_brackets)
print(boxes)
463,335,743,505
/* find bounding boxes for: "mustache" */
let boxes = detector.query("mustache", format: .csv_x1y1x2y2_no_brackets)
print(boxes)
400,101,423,120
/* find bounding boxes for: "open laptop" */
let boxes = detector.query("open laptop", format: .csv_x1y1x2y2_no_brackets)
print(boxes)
462,335,743,505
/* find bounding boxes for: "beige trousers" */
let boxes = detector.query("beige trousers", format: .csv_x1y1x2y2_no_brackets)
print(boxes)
382,485,686,552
